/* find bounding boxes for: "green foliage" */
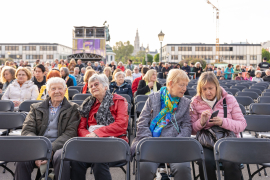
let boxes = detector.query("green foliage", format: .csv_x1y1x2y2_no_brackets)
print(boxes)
262,48,270,63
142,57,146,65
154,53,159,62
113,41,134,63
179,58,207,69
147,54,153,64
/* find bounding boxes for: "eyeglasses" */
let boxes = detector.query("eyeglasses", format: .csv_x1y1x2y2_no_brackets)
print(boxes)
178,83,188,88
17,74,26,77
89,82,99,89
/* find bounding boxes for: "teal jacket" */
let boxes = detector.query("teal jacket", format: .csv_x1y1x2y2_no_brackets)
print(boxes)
224,67,234,79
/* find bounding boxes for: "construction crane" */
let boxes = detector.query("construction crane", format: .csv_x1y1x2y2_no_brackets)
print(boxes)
206,0,220,62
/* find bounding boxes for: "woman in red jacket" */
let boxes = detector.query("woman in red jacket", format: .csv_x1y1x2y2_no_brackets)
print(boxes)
117,61,125,72
71,74,129,180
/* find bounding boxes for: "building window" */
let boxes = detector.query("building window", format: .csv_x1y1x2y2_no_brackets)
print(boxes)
5,46,19,51
9,55,22,59
181,55,213,60
26,55,43,59
0,55,5,58
40,46,57,51
250,55,257,60
178,47,192,51
195,47,213,51
171,47,175,51
47,55,54,59
22,46,36,51
219,47,233,51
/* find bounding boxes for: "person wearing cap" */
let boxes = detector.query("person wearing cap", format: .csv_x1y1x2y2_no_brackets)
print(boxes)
235,72,245,81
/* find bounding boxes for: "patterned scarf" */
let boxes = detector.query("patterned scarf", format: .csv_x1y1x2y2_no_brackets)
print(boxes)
78,90,115,126
149,86,180,137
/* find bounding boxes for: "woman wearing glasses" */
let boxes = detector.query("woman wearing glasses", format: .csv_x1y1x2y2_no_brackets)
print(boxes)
131,69,192,180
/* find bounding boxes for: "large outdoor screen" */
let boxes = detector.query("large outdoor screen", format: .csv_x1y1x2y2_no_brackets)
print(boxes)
73,39,106,57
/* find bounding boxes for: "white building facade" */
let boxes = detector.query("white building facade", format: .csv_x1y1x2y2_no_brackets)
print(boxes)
105,44,116,64
0,43,72,63
162,43,262,66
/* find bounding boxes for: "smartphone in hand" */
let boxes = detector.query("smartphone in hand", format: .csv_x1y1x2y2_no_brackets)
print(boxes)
209,110,219,122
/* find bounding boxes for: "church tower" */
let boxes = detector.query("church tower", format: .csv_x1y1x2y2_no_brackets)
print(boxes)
132,29,140,56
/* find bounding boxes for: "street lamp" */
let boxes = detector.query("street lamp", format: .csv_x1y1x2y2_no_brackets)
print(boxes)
145,48,149,65
158,31,165,62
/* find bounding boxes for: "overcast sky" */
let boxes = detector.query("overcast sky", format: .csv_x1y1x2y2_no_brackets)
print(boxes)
1,0,269,53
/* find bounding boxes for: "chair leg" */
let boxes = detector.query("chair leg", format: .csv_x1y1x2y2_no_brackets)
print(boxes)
191,162,196,180
263,168,267,177
251,166,266,179
0,165,14,177
246,164,253,180
256,164,261,176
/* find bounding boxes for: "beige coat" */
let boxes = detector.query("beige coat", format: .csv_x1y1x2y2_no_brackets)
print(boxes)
2,79,39,102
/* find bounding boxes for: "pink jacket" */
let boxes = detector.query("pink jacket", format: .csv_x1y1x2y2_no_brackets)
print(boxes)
190,88,247,137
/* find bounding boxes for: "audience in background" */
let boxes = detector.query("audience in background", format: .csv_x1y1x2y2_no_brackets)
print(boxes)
233,65,241,80
161,63,170,79
157,62,163,73
74,67,83,84
60,67,73,87
245,73,252,81
117,61,125,72
68,59,76,75
93,62,103,74
132,67,149,95
58,59,66,70
204,64,213,72
126,59,134,71
252,70,264,82
248,66,255,77
76,59,85,73
1,66,16,92
150,62,158,71
224,64,234,80
137,69,161,95
103,67,112,82
125,69,133,83
182,62,191,75
82,70,96,94
80,67,86,76
111,68,122,82
216,69,224,80
31,64,46,92
241,65,246,72
263,69,270,82
235,72,245,80
110,71,133,100
53,59,59,70
109,61,116,73
132,66,141,80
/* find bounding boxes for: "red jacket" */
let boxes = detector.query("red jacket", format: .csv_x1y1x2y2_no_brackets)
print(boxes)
77,94,129,142
132,76,142,95
117,66,125,72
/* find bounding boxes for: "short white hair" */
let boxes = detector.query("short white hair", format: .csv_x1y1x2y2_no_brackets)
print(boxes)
94,62,99,65
115,71,125,79
152,62,156,65
265,69,270,74
88,74,109,89
74,67,79,71
118,61,123,66
46,77,66,91
195,62,201,67
255,70,262,75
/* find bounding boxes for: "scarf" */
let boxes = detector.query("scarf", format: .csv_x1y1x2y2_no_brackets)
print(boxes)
82,83,88,94
149,86,180,137
78,90,115,126
202,96,217,109
145,81,157,95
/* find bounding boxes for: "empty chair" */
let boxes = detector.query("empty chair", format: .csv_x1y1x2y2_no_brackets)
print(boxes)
58,137,130,180
188,89,197,97
235,92,259,100
134,95,148,104
258,96,270,103
134,101,146,136
69,100,84,106
0,100,14,111
18,100,42,112
250,86,266,92
224,88,239,96
250,103,270,115
214,138,270,180
224,84,233,88
220,85,228,89
0,136,52,180
135,137,208,180
68,86,82,92
256,82,269,87
192,85,197,89
235,96,254,107
125,79,132,85
243,88,262,96
262,92,270,97
68,89,80,100
72,94,91,100
120,94,132,105
77,83,84,86
231,85,246,91
239,104,246,115
236,83,250,88
264,89,270,92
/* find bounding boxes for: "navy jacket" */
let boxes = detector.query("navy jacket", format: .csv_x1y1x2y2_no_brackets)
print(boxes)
93,65,103,73
182,65,191,73
109,81,133,100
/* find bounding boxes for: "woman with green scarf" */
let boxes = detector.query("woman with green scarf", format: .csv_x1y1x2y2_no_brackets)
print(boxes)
233,65,241,80
137,69,162,95
131,69,192,180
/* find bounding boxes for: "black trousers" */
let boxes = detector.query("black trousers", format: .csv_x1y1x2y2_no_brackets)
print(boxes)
71,161,112,180
198,147,242,180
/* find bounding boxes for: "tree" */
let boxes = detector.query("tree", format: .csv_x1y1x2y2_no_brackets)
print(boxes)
142,57,146,65
147,54,153,64
154,53,159,62
262,48,270,63
113,41,134,63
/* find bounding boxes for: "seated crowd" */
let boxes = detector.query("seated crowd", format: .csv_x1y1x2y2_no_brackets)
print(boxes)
1,57,270,180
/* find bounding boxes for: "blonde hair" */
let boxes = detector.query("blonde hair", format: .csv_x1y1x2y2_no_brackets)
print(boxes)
103,67,112,77
125,69,132,77
70,58,76,65
143,69,157,82
15,67,32,80
166,69,189,87
196,72,222,101
86,66,92,70
84,69,96,83
1,66,16,83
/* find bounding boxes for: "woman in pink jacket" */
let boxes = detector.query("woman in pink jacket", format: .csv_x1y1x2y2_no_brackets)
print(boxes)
190,72,247,180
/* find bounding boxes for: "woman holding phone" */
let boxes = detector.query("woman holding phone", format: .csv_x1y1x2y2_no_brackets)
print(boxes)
190,72,246,180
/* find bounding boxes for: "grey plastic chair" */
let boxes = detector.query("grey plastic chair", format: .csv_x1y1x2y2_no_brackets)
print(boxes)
258,96,270,103
0,93,3,99
264,89,270,93
0,136,52,180
0,100,14,111
235,96,254,107
231,85,246,91
224,88,239,96
236,83,250,88
18,100,42,112
188,89,197,97
120,94,132,105
125,79,132,85
134,95,148,105
214,138,270,180
68,86,82,93
135,137,208,180
238,104,246,115
72,94,92,100
184,95,193,100
68,89,80,100
262,92,270,97
243,88,262,96
250,86,266,92
58,137,130,180
134,101,146,136
236,92,259,100
250,103,270,115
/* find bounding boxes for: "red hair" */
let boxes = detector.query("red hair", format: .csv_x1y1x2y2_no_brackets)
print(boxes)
46,70,61,80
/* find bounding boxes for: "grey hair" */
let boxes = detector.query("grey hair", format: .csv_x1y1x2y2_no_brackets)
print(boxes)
74,67,80,71
88,74,109,89
60,67,69,76
81,67,86,71
255,70,262,75
195,62,201,67
94,62,99,65
265,69,270,74
118,61,123,66
115,71,125,79
46,77,66,91
152,62,156,65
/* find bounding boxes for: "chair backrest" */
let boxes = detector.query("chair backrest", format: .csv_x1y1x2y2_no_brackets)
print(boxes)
69,100,84,106
68,86,82,92
157,72,163,79
72,94,91,100
68,89,80,100
18,100,42,112
258,96,270,103
0,100,14,111
250,86,266,92
134,95,148,104
220,85,228,89
235,92,259,100
135,101,146,113
238,104,246,115
243,88,262,96
119,94,131,104
235,83,249,88
0,136,52,162
125,79,132,85
0,93,3,99
235,96,254,106
264,89,270,92
262,92,270,97
188,89,197,97
191,85,197,89
254,82,269,87
61,137,130,163
214,138,270,164
231,85,246,91
250,103,270,115
224,88,239,96
77,83,84,87
0,112,25,129
244,115,270,132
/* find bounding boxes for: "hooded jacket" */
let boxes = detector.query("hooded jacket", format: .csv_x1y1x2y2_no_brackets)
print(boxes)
2,79,39,102
190,88,247,138
109,81,133,100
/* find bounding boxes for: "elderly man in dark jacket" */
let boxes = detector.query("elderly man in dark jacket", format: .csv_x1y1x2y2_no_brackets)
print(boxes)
15,77,80,180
